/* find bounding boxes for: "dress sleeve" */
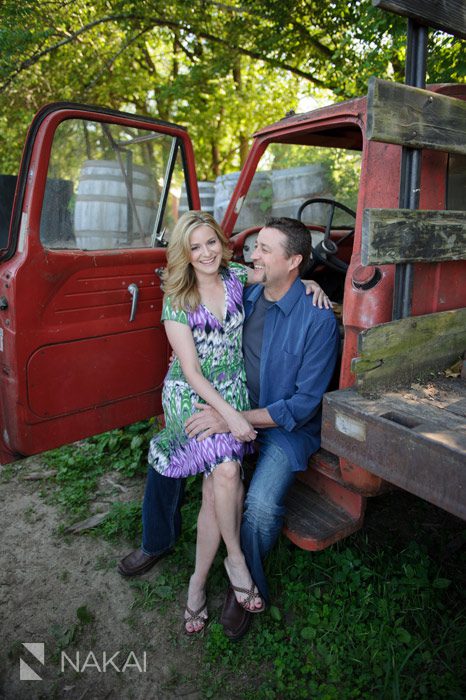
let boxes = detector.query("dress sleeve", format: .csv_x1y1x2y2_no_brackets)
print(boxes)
227,261,249,287
161,295,189,325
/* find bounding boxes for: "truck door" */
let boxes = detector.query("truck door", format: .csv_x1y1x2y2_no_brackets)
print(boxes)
0,103,199,463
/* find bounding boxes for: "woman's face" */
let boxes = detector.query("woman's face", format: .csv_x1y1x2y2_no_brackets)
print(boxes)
189,225,223,277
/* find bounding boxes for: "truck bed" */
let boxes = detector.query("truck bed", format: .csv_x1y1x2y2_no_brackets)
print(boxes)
321,376,466,520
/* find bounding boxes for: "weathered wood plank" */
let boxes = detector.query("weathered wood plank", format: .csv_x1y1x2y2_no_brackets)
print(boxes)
351,308,466,393
322,384,466,519
373,0,466,40
361,208,466,264
367,78,466,154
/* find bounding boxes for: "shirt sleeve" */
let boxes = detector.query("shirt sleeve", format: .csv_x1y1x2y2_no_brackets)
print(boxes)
266,315,340,432
227,262,249,286
161,295,189,325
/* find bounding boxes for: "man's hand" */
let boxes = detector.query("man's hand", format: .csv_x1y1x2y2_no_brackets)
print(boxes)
185,403,229,441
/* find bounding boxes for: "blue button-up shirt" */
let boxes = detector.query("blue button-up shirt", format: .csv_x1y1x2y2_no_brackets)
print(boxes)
243,277,340,472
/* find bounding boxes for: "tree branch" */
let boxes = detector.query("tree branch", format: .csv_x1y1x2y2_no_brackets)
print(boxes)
0,11,326,93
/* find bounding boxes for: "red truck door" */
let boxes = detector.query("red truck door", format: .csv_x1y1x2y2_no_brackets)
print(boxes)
0,103,199,463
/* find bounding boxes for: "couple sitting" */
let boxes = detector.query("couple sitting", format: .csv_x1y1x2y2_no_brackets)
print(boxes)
118,211,339,639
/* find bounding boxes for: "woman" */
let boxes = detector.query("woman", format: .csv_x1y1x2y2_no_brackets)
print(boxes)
148,211,326,634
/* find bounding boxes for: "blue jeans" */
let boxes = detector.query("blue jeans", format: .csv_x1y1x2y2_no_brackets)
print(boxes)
241,434,295,605
141,467,185,556
141,434,295,603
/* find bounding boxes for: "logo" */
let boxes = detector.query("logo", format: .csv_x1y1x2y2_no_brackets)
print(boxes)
19,643,147,679
20,643,45,681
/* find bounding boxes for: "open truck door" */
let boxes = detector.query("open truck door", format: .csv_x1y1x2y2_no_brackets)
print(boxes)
0,103,200,464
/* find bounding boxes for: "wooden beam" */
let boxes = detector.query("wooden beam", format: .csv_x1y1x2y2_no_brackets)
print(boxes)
367,78,466,154
373,0,466,40
351,308,466,394
362,208,466,264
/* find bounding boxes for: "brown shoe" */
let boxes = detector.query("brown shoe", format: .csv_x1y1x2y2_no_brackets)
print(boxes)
117,548,172,577
220,585,252,641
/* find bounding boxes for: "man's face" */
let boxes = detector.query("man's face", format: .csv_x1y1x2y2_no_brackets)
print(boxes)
250,227,299,290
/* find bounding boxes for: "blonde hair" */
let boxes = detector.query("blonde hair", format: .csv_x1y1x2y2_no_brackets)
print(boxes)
162,211,232,310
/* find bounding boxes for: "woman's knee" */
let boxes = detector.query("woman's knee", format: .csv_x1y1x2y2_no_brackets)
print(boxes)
213,460,240,485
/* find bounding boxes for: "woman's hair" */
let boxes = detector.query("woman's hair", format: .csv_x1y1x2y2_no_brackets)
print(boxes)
162,210,232,310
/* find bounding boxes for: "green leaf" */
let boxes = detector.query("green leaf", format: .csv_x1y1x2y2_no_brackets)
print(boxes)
76,605,94,625
300,627,316,640
269,605,282,621
432,578,451,589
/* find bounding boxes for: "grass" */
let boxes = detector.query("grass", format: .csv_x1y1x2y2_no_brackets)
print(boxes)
38,424,466,699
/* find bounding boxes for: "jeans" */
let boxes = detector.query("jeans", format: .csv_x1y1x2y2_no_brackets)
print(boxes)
241,434,295,605
141,466,185,556
140,433,295,603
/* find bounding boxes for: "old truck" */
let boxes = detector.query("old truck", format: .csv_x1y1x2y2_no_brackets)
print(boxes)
0,0,465,550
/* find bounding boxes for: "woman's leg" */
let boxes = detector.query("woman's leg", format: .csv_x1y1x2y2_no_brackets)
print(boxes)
185,476,221,632
211,461,263,611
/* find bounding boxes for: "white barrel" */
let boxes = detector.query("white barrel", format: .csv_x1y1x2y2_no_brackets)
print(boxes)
214,171,272,231
74,160,155,249
271,165,330,223
178,181,215,217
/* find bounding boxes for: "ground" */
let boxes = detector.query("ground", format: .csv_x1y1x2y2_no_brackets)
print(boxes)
1,447,465,700
0,458,212,700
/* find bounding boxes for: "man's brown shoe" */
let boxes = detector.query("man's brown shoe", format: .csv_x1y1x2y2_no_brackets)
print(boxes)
220,585,252,641
117,548,172,577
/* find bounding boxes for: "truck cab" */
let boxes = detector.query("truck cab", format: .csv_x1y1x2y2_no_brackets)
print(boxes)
1,84,465,548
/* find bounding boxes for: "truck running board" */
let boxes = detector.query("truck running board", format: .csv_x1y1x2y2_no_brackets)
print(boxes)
283,470,365,551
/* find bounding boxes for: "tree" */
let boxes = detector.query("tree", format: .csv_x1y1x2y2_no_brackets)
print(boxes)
0,0,463,178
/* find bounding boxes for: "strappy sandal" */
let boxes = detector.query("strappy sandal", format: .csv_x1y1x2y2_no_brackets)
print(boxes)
224,558,264,613
184,603,208,635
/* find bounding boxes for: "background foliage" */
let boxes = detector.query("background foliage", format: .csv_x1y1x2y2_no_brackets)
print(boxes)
0,0,464,179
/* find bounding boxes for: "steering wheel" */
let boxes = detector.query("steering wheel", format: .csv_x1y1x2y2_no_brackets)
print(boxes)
298,197,356,274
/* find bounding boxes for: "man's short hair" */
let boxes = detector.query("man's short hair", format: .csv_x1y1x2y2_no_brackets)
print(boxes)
264,217,312,275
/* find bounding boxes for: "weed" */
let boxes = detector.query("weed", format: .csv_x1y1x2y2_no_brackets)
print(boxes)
0,464,16,482
95,501,143,542
50,605,95,662
42,419,156,521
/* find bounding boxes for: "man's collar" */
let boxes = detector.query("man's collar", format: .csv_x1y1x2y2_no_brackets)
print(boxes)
247,277,302,316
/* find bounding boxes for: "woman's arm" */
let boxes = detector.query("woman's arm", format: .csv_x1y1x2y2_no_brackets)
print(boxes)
164,320,256,442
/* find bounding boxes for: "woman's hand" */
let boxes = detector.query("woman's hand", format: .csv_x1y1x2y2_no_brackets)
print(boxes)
225,410,257,442
302,280,332,309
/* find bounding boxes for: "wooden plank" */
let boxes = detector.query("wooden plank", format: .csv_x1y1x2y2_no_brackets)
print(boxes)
361,208,466,264
373,0,466,40
351,308,466,394
322,383,466,520
367,78,466,154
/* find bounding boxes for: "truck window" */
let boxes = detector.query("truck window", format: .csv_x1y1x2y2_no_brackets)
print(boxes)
220,143,361,233
40,118,186,250
446,153,466,211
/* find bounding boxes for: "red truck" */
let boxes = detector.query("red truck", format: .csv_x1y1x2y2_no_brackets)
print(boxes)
1,2,465,549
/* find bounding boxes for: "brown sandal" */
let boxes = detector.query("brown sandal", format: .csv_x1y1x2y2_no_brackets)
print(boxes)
230,583,264,613
224,558,264,613
184,604,208,635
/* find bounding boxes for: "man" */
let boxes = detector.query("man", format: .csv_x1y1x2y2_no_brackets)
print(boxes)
119,217,339,639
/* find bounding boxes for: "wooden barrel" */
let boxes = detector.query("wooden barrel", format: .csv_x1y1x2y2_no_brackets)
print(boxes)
271,165,330,223
214,171,272,231
178,181,215,217
74,160,155,249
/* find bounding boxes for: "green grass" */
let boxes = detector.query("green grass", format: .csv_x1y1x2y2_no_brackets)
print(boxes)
41,425,466,699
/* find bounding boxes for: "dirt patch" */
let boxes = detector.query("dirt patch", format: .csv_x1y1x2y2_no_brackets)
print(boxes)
0,459,210,700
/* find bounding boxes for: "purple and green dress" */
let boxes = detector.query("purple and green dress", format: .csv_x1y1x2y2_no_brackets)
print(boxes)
148,262,254,478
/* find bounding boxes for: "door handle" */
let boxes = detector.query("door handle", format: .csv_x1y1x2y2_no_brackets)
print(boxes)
127,283,139,322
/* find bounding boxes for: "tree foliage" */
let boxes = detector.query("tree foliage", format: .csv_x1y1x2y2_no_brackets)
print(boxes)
0,0,463,178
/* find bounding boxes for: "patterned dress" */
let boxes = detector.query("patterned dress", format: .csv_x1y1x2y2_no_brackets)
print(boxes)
148,262,254,478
